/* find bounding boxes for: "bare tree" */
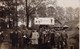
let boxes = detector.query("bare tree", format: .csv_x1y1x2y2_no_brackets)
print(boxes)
66,7,74,21
37,3,46,17
0,0,19,28
25,0,43,28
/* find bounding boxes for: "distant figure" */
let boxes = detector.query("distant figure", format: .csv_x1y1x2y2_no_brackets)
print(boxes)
10,31,18,48
22,33,29,49
50,30,55,49
0,31,4,48
18,30,23,49
62,31,68,48
60,32,64,49
41,30,47,44
31,30,39,49
55,32,61,49
41,30,50,49
0,31,4,43
38,28,43,49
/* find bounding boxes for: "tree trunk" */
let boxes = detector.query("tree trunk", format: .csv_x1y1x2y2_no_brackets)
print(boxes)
26,0,29,28
27,16,29,28
15,0,18,27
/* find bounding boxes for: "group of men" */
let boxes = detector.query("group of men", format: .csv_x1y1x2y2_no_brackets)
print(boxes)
0,28,68,49
37,28,68,49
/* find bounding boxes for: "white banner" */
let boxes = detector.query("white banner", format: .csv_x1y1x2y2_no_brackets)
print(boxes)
34,17,54,25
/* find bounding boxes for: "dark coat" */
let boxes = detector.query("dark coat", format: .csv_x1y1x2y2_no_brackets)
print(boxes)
50,33,55,45
11,32,18,44
22,34,29,45
0,33,4,42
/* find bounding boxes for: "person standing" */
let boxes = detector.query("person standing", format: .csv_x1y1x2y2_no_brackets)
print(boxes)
62,31,68,48
56,32,61,49
31,30,39,49
10,30,19,49
41,30,50,49
10,31,13,48
50,30,55,49
22,33,29,49
0,31,4,48
18,30,23,49
60,32,64,49
0,31,4,43
38,29,42,49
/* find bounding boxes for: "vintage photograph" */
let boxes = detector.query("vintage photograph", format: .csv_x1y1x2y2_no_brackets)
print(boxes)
0,0,79,49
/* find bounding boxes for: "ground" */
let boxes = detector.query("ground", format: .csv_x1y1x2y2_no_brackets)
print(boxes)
0,42,70,49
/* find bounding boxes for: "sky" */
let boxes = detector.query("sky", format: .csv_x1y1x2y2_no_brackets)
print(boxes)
57,0,80,8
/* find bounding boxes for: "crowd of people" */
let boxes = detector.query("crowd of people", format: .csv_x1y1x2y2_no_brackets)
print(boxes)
0,27,68,49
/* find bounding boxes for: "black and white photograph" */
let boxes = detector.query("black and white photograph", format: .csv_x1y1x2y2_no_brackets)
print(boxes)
0,0,79,49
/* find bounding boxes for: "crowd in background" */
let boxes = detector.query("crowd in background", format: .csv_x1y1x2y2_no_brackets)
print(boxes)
0,27,68,49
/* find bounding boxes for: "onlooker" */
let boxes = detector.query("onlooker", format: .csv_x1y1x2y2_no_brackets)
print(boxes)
10,30,18,48
60,32,64,49
22,33,29,49
0,31,4,43
50,30,55,49
31,30,39,49
41,30,50,49
55,32,61,49
0,31,4,48
62,31,68,48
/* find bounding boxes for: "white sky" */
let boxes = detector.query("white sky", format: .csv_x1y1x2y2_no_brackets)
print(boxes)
57,0,80,8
